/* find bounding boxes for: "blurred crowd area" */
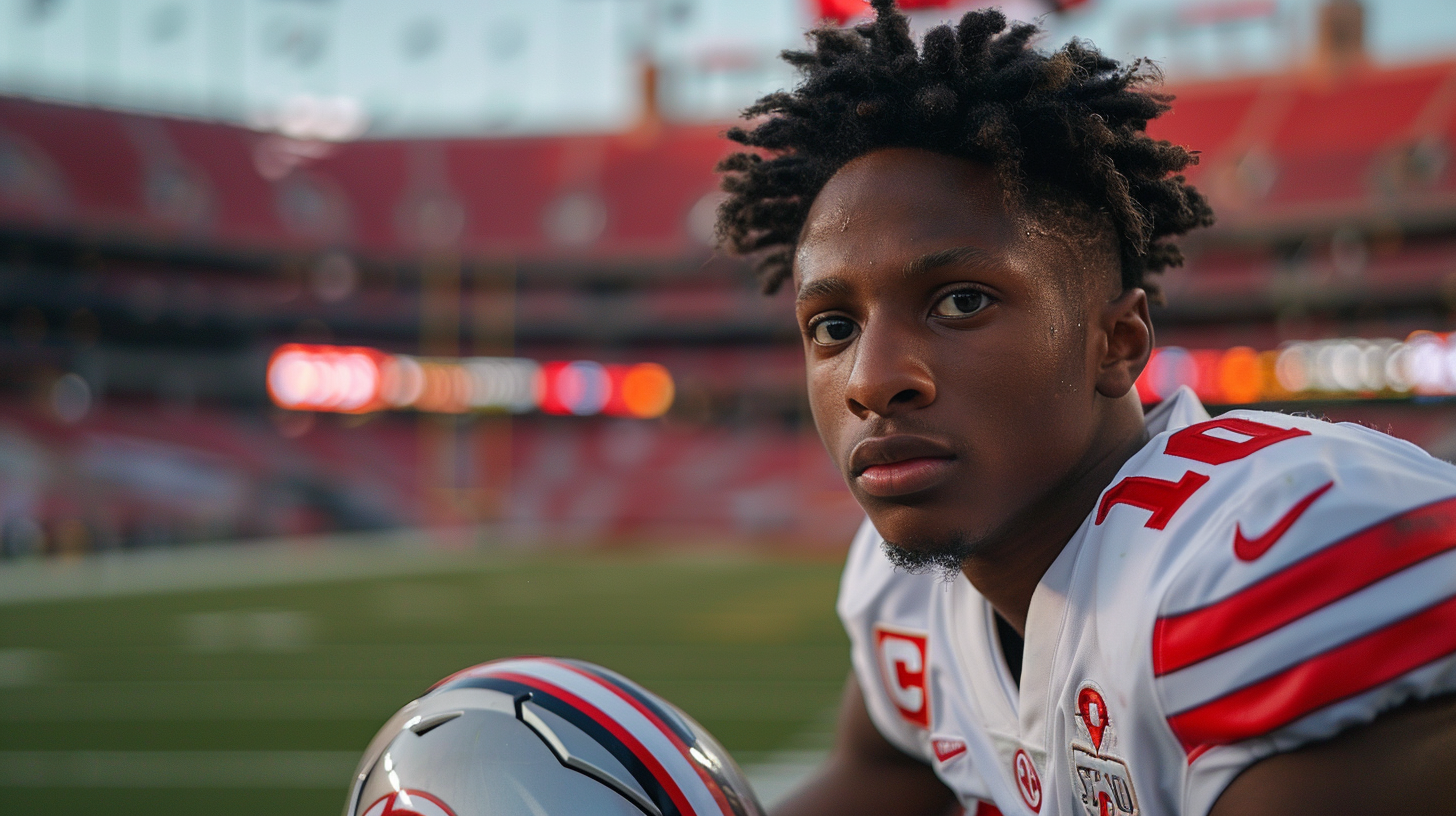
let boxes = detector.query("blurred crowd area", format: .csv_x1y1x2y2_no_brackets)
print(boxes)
2,0,1456,558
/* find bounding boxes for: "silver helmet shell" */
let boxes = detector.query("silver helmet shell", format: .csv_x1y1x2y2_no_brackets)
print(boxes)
344,657,765,816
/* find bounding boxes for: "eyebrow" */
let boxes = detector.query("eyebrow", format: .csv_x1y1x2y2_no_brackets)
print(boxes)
795,245,1002,304
903,245,1000,278
795,276,851,305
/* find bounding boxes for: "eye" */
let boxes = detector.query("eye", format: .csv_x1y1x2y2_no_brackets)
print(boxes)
811,317,858,346
931,290,990,319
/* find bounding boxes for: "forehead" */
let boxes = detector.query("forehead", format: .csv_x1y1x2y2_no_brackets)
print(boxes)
795,148,1021,284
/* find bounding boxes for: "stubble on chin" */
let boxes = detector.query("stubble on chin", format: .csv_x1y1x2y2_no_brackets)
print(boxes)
879,532,978,580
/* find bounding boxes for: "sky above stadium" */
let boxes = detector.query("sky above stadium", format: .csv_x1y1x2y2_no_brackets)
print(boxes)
0,0,1451,137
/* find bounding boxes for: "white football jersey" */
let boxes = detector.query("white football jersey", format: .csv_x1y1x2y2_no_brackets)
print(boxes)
839,387,1456,816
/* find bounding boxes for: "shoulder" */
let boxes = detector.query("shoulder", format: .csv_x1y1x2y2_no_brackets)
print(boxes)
1095,408,1456,578
1118,411,1456,810
1136,409,1456,608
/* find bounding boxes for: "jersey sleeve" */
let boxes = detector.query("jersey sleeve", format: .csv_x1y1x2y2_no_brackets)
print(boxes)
1148,416,1456,815
836,517,937,764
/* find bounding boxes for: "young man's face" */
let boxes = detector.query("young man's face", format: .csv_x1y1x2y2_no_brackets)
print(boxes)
794,148,1131,565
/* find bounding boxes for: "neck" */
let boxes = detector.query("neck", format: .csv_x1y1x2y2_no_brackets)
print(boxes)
961,397,1150,635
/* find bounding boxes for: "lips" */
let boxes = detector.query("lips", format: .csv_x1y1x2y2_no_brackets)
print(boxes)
849,435,957,498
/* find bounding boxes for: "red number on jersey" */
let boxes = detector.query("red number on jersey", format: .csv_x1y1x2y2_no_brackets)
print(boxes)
1164,417,1310,466
1098,417,1306,529
1096,471,1209,530
874,624,931,729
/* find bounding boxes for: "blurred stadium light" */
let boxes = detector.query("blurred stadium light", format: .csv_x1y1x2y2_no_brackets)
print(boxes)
265,343,674,418
1133,333,1456,405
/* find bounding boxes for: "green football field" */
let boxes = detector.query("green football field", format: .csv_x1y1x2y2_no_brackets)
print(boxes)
0,545,850,814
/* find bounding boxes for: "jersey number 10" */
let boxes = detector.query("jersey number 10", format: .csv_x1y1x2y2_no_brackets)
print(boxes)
1095,418,1310,531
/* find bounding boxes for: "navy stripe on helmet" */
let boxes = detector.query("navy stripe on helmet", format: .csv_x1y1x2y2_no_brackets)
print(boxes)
556,659,698,746
441,675,682,816
548,660,759,816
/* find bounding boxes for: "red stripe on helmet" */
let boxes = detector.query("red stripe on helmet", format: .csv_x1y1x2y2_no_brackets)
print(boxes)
1153,494,1456,676
491,670,701,816
1167,591,1456,757
545,658,735,816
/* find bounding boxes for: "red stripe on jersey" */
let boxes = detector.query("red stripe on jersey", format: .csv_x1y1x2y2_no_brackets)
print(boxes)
1152,494,1456,676
1167,591,1456,756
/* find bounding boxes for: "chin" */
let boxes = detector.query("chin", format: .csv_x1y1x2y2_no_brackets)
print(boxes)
862,486,1010,570
870,509,985,578
878,531,976,578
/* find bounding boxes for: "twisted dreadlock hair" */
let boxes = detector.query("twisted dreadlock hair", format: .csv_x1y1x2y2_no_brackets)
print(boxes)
715,0,1214,300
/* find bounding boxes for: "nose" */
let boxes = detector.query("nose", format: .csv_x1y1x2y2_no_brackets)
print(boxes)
843,322,936,418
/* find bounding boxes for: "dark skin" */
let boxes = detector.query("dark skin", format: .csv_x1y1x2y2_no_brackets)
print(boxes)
794,147,1148,634
776,147,1456,816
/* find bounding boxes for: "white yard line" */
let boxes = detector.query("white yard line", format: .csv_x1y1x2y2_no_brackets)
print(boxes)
737,703,836,808
0,530,507,606
741,749,829,808
0,750,358,788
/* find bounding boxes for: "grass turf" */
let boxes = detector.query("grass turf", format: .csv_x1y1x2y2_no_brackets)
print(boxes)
0,550,849,815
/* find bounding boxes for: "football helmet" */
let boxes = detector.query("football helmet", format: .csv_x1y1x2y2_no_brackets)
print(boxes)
344,656,766,816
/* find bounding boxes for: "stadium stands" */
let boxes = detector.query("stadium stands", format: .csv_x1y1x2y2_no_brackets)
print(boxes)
4,55,1456,554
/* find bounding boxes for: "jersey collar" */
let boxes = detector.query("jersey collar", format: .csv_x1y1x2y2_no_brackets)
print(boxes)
1012,385,1211,755
1144,385,1212,436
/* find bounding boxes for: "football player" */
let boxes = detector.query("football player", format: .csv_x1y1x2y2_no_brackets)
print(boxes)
715,2,1456,815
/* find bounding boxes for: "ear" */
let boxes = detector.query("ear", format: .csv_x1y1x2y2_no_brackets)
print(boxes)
1095,287,1152,399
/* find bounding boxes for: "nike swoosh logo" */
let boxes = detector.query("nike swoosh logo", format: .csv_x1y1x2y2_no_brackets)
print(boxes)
1233,480,1335,561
